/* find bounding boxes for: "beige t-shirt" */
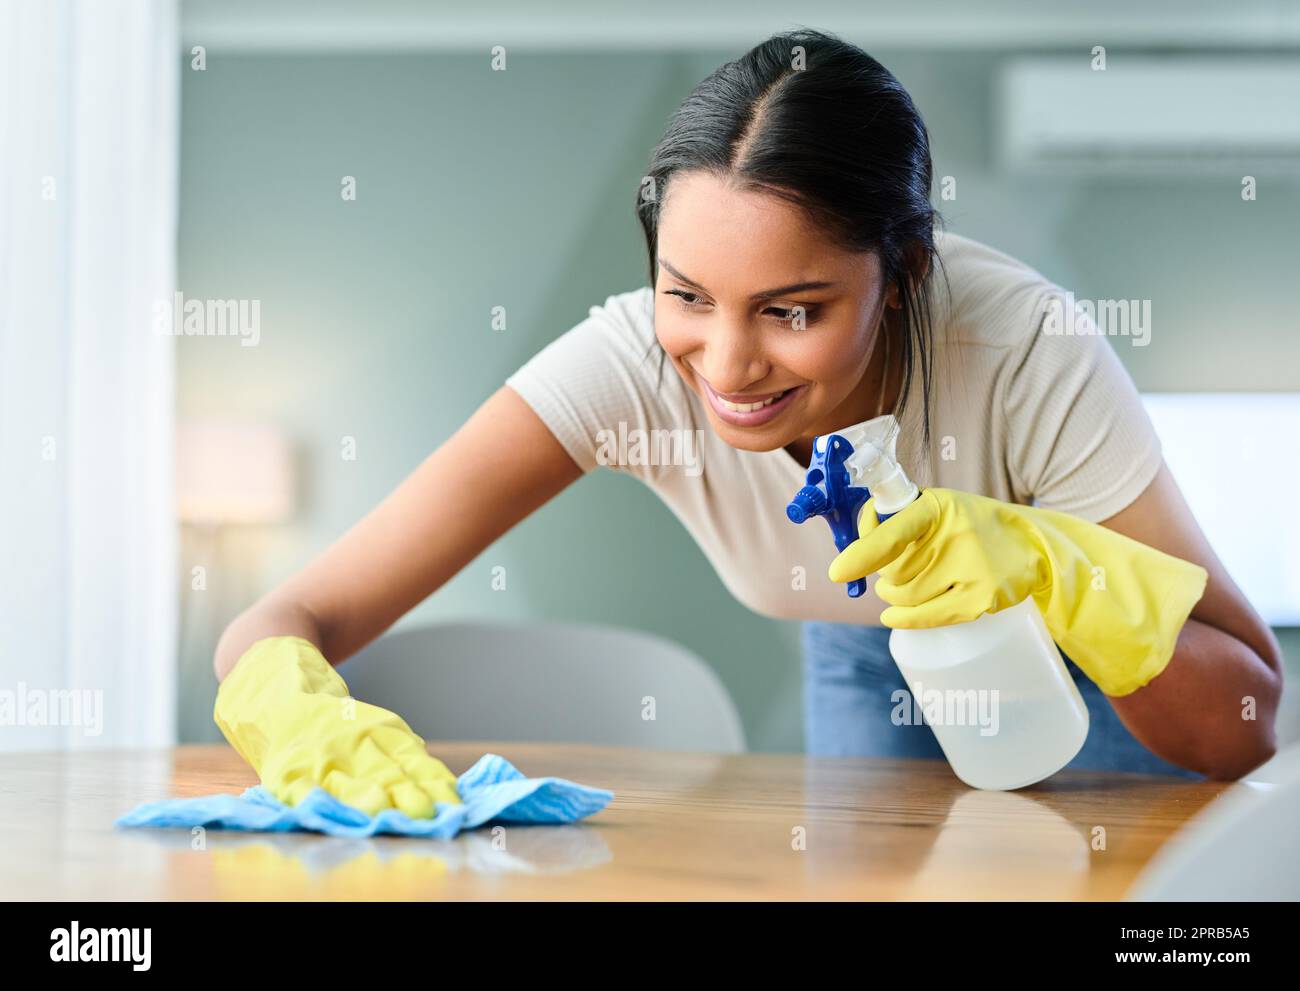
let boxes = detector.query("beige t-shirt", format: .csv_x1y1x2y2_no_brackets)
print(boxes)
505,230,1162,625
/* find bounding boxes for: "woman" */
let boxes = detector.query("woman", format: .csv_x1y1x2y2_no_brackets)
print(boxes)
212,30,1282,817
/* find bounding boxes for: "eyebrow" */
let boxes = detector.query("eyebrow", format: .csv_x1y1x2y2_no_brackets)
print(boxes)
658,257,837,300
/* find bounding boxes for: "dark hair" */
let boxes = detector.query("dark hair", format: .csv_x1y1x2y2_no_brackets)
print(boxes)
636,28,947,449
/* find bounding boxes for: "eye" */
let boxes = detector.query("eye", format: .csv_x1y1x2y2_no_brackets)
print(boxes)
663,288,708,309
766,304,820,327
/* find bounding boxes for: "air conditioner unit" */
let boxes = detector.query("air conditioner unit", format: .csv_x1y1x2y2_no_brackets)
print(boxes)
997,57,1300,175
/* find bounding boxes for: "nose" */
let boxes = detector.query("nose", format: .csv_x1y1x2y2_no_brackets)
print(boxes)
696,314,770,395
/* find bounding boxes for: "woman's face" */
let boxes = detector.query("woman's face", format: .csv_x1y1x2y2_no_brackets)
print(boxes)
654,170,898,456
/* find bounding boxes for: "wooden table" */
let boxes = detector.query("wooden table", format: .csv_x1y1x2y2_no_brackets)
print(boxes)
0,742,1246,900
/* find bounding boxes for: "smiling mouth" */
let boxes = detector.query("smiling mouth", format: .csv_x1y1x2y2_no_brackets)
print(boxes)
713,389,791,413
698,377,805,427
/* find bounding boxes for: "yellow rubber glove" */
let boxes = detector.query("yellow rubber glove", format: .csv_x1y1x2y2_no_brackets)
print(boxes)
827,488,1208,697
213,636,461,817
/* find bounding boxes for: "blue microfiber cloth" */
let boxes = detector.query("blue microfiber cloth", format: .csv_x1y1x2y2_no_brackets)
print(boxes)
115,753,613,839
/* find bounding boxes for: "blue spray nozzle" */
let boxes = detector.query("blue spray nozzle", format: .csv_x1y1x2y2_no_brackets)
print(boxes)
786,485,828,524
784,434,872,598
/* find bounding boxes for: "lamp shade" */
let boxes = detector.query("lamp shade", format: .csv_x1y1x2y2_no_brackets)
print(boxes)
176,420,294,525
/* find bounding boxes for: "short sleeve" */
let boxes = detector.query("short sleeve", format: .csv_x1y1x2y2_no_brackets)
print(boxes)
1003,289,1163,522
504,288,669,476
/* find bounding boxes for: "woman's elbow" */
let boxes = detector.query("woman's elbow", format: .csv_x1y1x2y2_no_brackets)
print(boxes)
1201,723,1280,781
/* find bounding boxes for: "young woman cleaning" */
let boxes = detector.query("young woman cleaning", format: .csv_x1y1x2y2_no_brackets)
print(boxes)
212,30,1282,818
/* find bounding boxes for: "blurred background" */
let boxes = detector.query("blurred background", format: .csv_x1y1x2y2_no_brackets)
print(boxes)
3,0,1298,766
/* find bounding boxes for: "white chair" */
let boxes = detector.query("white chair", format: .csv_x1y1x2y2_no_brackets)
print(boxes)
1126,741,1300,900
336,620,746,753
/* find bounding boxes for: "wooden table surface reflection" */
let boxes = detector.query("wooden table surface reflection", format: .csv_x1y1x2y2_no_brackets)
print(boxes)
0,742,1243,900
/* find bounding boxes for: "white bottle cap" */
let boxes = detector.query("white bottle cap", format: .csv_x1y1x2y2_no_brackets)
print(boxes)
830,417,918,515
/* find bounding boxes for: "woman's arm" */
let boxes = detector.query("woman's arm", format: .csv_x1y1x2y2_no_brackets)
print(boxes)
1098,461,1284,779
213,385,583,681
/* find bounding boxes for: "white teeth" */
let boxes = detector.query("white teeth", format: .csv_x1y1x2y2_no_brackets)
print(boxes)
717,390,786,413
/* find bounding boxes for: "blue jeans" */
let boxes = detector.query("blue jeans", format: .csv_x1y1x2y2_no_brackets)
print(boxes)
801,621,1202,778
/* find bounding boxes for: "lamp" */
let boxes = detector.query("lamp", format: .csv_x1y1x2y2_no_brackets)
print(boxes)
174,419,295,742
176,421,294,526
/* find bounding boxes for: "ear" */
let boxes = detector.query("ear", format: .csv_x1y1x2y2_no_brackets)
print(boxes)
885,246,932,308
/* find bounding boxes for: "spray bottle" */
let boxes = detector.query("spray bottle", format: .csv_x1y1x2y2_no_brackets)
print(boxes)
786,421,1089,790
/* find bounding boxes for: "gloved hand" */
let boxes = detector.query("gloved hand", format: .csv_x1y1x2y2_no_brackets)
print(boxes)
827,488,1208,697
213,636,461,817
